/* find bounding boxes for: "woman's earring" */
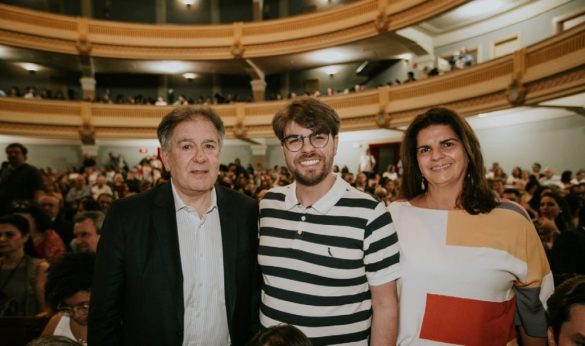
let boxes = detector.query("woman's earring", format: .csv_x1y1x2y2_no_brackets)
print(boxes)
421,177,426,191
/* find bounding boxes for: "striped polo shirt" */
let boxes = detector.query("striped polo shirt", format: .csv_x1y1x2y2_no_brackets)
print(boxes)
259,175,401,345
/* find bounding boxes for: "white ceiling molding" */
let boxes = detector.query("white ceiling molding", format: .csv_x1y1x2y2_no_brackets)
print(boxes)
433,0,572,47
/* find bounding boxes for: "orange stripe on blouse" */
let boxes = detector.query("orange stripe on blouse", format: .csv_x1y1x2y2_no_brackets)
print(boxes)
420,294,516,345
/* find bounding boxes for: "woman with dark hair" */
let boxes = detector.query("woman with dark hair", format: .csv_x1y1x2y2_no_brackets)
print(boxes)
42,252,95,346
550,206,585,282
11,201,66,263
535,192,572,253
388,107,552,345
0,214,48,316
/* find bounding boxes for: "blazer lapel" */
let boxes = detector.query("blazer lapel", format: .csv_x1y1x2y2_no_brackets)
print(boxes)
216,185,237,325
152,182,184,324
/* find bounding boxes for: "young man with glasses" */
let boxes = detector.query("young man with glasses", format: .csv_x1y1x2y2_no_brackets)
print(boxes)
258,97,400,345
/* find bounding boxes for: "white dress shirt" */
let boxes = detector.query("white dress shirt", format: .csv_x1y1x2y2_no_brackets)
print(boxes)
172,182,230,346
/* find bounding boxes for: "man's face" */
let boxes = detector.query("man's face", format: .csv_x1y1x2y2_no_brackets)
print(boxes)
548,305,585,346
74,176,86,188
96,176,106,187
281,121,338,187
97,194,113,212
160,117,221,198
6,146,25,166
39,196,60,219
74,218,100,253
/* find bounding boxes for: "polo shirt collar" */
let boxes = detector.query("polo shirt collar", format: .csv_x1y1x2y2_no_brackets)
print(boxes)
283,173,348,214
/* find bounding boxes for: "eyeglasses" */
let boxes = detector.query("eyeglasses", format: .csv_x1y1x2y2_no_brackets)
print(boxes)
281,133,330,152
10,200,32,211
57,302,90,315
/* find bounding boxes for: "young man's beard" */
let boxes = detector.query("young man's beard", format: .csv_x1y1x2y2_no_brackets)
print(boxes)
290,154,333,186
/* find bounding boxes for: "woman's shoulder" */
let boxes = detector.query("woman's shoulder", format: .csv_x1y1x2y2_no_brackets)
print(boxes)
492,199,532,222
387,199,411,213
41,312,65,336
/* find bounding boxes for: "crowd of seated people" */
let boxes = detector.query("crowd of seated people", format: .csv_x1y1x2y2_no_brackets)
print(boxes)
2,86,76,101
1,141,584,343
4,60,477,107
2,53,478,106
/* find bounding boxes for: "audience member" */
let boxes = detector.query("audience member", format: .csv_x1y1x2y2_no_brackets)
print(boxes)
358,147,376,179
95,193,113,214
541,167,564,189
502,188,520,203
90,175,112,200
72,211,103,254
11,201,66,264
27,335,82,346
551,207,585,282
42,252,95,346
0,143,44,215
452,47,473,69
536,192,572,255
39,195,74,250
546,275,585,346
532,162,544,179
65,176,91,215
246,325,312,346
0,214,48,316
404,71,416,83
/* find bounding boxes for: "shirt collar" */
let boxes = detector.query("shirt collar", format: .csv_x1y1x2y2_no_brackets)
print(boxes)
283,174,349,214
171,179,217,214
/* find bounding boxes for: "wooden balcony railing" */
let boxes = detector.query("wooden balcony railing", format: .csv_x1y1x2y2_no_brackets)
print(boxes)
0,0,466,59
0,24,584,142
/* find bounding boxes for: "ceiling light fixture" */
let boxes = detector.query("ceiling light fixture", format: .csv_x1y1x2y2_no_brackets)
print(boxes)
397,53,413,60
322,66,340,77
147,61,191,74
182,72,197,81
19,62,42,73
181,0,195,8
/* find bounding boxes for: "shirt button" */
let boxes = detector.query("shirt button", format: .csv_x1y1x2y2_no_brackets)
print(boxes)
301,215,306,221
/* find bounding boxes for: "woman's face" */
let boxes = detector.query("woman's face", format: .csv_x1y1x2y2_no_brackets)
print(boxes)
539,196,560,220
0,223,27,255
385,180,396,192
416,124,469,190
60,291,91,326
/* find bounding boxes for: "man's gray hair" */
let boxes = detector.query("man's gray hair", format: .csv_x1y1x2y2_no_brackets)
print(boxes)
157,106,225,151
74,211,105,235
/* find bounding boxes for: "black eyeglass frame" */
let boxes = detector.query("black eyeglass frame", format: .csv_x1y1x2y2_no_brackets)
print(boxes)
57,302,90,315
280,133,330,152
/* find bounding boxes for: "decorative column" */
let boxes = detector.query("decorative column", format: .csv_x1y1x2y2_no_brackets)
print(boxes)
251,144,268,171
250,79,266,102
253,0,263,21
80,77,96,102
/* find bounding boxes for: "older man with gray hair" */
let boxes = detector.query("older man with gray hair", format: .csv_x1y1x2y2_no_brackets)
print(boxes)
89,106,260,346
73,211,105,253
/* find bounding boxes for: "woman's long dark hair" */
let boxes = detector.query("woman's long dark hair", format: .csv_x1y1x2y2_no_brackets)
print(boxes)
400,107,497,214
